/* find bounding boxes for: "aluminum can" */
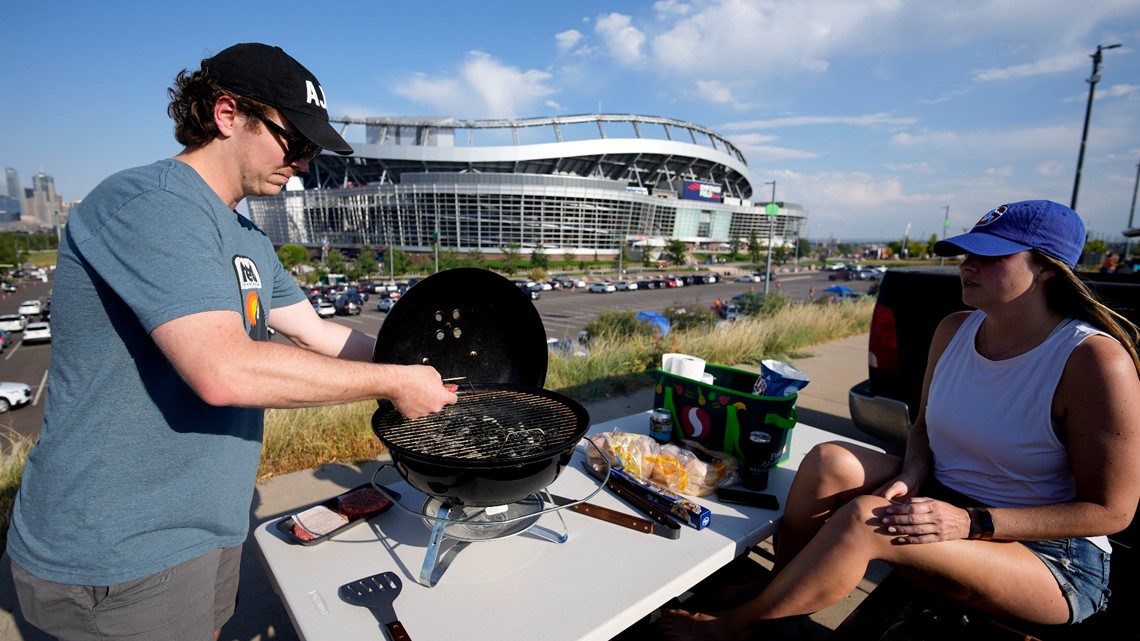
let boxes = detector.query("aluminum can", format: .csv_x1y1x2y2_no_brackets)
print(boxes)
649,407,673,443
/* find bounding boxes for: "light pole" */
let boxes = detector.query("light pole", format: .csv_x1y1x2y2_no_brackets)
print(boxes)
763,180,776,296
1071,43,1122,212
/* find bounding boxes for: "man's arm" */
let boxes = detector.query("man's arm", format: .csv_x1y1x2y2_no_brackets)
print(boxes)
149,305,455,418
267,298,376,361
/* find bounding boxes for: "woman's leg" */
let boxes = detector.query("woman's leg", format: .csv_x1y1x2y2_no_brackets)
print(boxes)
774,442,902,570
662,495,1069,640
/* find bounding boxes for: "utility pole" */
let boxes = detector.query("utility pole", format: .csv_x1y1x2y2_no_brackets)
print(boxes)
940,205,949,266
763,181,776,296
1071,43,1122,211
1126,155,1140,261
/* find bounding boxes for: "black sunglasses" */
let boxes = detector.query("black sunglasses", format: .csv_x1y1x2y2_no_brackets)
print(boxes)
252,112,322,164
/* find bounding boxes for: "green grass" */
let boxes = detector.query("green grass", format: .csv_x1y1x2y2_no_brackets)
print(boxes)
0,297,873,549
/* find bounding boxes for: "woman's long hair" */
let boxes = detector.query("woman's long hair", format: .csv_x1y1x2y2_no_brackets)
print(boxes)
1038,251,1140,375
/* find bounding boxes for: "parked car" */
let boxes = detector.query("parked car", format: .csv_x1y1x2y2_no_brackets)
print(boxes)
0,329,10,350
614,281,639,291
588,282,616,293
16,300,42,316
0,381,32,413
313,300,336,318
0,314,26,332
22,322,50,343
735,274,761,283
334,294,363,316
376,298,398,313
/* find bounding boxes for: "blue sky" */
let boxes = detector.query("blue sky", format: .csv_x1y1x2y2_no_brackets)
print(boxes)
3,0,1138,242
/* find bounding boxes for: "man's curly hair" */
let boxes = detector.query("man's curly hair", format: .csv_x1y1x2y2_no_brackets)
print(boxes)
167,67,272,149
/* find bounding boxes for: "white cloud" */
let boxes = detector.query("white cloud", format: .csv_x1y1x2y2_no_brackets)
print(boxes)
391,51,555,119
985,166,1015,178
722,113,917,130
1036,161,1066,176
595,13,647,67
556,29,583,52
972,53,1087,82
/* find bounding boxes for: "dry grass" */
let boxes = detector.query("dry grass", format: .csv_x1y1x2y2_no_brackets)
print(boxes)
0,298,873,544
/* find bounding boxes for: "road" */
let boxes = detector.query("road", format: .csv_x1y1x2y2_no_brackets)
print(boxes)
0,269,875,442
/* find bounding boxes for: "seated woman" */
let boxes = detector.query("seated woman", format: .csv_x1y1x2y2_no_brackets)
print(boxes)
662,200,1140,640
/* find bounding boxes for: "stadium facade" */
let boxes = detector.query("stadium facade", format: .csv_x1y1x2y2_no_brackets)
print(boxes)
246,114,808,258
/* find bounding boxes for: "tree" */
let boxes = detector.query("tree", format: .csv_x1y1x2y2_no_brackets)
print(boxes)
355,246,378,277
530,243,549,269
836,242,853,256
562,248,575,266
747,230,762,265
796,237,811,259
438,246,461,270
641,244,653,267
462,251,486,268
772,245,789,266
500,241,521,275
324,248,347,275
385,247,411,276
664,239,688,266
276,244,310,271
729,237,742,262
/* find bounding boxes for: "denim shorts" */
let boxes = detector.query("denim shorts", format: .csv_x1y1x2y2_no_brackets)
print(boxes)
1020,537,1110,624
922,476,1111,624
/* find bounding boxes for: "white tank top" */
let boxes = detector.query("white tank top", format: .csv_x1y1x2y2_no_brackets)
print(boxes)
926,311,1110,551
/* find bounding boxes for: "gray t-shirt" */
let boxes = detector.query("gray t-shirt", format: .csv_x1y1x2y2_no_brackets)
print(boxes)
7,159,306,585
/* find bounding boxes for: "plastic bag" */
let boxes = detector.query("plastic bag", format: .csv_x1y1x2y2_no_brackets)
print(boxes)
587,431,660,480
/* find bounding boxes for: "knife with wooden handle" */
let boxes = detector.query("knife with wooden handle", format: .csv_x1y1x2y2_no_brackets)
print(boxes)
548,493,656,534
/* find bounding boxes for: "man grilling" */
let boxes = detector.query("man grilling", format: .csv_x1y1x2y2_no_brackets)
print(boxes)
5,43,457,640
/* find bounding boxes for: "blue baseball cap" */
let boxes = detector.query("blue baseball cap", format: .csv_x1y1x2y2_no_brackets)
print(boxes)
932,200,1086,268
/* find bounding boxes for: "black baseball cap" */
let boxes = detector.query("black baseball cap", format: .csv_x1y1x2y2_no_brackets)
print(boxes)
203,43,353,155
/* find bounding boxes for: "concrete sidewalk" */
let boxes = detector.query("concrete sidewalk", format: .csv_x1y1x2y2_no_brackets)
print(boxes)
0,333,885,641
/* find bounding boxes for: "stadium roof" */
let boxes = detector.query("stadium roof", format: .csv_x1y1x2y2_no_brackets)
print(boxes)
302,114,757,200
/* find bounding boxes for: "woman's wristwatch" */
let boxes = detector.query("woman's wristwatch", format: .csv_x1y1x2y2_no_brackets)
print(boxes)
966,507,995,540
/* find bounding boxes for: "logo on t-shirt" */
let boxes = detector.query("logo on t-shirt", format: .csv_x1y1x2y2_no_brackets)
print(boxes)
233,256,263,290
233,256,269,341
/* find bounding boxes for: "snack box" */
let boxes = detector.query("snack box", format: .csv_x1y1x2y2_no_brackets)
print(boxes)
610,467,711,530
275,483,400,546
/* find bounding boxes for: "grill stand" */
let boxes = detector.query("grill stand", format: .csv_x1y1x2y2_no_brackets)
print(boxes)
418,494,569,587
370,438,610,587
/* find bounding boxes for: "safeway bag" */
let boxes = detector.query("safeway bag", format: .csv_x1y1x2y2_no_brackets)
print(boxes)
652,362,797,465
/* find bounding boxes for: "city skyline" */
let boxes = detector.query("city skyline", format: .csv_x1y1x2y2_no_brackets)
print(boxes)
2,1,1138,242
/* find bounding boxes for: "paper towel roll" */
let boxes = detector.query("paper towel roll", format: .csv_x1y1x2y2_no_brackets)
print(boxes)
701,372,715,384
675,355,706,380
663,353,706,380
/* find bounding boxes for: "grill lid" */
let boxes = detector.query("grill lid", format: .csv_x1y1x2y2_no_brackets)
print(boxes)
372,268,547,387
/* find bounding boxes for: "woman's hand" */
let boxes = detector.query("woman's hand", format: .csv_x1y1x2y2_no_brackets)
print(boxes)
873,473,921,502
880,497,971,544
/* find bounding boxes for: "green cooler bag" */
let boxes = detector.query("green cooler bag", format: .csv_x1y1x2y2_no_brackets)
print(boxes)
653,363,798,465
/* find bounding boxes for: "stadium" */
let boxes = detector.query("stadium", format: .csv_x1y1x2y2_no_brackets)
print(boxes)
246,114,809,259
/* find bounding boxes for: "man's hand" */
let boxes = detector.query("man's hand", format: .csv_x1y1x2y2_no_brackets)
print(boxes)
387,365,458,419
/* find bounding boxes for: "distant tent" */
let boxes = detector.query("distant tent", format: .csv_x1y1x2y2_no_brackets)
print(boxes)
635,311,671,336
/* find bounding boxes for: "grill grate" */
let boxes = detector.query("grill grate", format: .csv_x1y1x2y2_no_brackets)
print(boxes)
375,389,583,461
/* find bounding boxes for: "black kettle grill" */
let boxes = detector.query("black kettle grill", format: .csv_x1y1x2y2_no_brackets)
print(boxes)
371,268,590,507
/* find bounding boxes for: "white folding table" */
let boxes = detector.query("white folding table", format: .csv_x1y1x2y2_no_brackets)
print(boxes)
253,412,877,641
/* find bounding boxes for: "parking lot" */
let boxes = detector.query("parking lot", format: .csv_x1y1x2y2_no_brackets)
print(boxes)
0,268,874,441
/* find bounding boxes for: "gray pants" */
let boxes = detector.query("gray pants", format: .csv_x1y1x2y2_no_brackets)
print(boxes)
10,546,241,641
